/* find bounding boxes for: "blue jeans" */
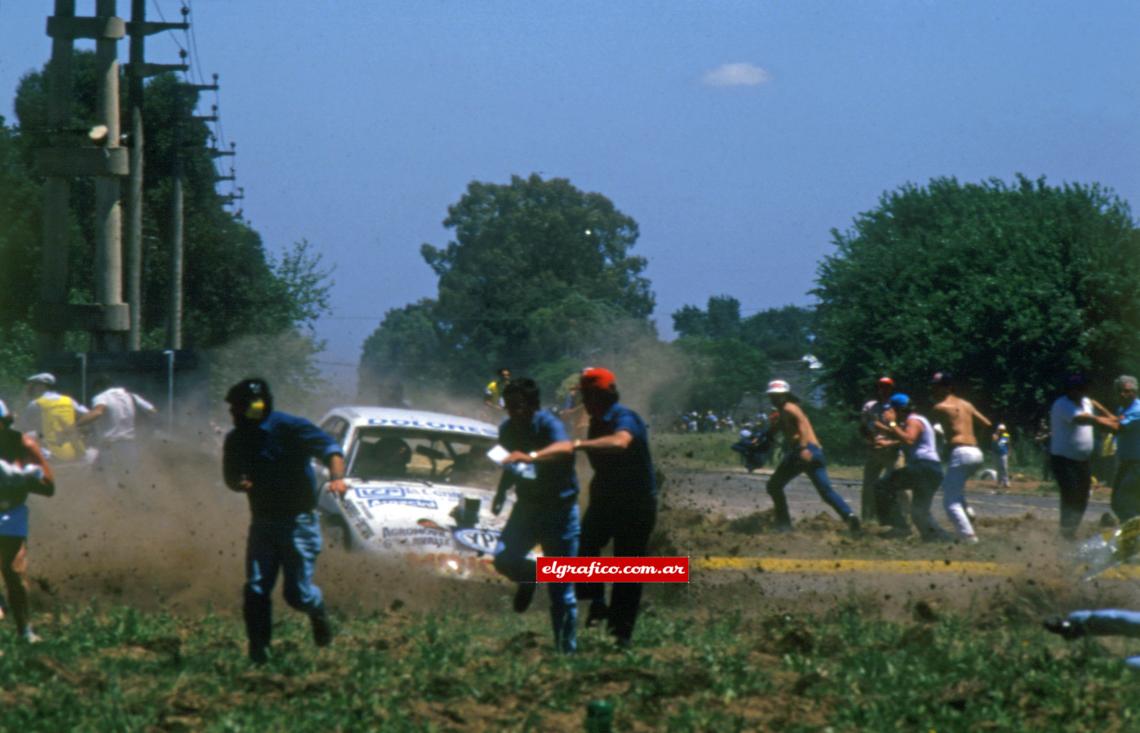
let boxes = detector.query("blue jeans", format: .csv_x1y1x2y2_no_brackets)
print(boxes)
244,512,324,654
766,443,854,525
876,460,944,535
493,500,580,652
1067,609,1140,669
1111,461,1140,523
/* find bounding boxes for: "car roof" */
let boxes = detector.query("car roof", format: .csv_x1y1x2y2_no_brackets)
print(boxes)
321,406,499,439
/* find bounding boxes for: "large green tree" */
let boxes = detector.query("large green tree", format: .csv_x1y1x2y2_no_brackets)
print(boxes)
362,174,656,397
814,175,1140,427
3,54,332,398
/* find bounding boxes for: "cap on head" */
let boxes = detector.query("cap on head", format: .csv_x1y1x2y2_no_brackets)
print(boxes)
930,371,953,386
766,379,791,395
26,372,56,387
997,423,1007,431
888,393,910,410
878,376,894,387
580,367,617,393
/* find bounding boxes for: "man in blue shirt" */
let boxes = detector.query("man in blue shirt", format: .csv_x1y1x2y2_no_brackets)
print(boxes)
222,378,346,664
1082,375,1140,522
572,367,657,648
491,378,580,653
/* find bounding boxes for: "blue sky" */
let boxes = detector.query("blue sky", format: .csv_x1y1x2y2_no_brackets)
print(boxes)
2,1,1138,388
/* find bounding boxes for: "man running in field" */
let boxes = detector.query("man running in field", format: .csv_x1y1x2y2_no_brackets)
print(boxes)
764,379,861,534
930,371,992,543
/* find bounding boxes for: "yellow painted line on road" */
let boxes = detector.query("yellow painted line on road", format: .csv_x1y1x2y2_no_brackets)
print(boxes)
695,557,1140,580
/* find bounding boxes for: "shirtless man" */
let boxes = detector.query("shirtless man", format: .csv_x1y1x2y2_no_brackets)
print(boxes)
930,371,991,542
764,379,860,534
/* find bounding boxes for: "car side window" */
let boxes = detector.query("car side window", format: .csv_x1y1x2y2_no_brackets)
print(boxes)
321,418,349,446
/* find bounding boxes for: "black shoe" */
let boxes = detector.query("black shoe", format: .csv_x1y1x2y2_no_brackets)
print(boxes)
310,607,333,648
586,602,609,628
846,515,863,536
1043,616,1085,640
513,583,536,613
249,645,269,665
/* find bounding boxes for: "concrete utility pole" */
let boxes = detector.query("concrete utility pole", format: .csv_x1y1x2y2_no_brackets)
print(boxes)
93,0,125,353
125,0,189,350
167,75,220,350
37,0,130,358
36,0,76,357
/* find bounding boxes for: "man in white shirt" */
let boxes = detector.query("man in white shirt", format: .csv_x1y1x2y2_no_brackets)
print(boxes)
1049,374,1099,538
82,379,158,486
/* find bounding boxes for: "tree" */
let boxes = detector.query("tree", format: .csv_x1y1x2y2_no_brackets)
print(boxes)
740,305,816,361
363,174,656,397
813,175,1140,428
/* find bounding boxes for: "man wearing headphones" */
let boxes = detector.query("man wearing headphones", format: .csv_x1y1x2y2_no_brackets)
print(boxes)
222,378,346,664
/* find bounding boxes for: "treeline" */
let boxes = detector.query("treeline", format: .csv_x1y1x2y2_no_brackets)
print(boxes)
0,53,331,404
361,173,1140,445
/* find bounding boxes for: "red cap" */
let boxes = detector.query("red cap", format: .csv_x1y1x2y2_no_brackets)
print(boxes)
878,376,894,386
580,367,617,392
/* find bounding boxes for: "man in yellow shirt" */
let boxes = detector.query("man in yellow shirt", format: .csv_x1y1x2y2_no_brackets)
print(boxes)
18,373,89,463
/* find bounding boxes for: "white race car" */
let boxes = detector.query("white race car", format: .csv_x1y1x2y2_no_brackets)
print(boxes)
315,406,512,577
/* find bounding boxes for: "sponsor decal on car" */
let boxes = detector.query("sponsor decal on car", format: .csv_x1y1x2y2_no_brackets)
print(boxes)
365,417,498,438
452,527,501,555
366,498,438,510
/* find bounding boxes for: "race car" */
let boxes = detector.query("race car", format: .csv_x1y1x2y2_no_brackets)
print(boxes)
315,406,514,576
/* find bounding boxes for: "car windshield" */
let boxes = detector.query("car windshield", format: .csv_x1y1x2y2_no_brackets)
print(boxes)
347,427,499,490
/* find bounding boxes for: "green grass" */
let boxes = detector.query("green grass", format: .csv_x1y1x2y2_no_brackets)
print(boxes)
0,600,1135,731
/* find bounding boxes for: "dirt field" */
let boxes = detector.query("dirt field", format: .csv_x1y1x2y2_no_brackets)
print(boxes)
23,447,1138,628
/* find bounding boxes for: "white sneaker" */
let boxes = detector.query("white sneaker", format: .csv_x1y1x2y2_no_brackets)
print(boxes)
21,629,42,644
965,506,976,520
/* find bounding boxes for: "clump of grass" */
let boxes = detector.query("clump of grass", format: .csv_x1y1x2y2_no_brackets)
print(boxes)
0,600,1134,731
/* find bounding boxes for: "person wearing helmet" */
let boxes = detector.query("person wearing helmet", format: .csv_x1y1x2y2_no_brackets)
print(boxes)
571,367,657,649
874,393,948,540
222,378,347,664
19,373,90,463
930,372,992,543
992,423,1012,488
764,379,860,534
0,399,54,644
859,376,902,523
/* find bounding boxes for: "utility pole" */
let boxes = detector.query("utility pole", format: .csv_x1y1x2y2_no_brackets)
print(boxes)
37,0,130,358
167,74,220,350
125,0,188,350
93,0,125,353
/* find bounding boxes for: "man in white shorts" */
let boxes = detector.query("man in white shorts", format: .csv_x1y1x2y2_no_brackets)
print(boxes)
930,371,992,543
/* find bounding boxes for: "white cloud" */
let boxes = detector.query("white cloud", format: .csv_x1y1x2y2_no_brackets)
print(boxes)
702,62,771,88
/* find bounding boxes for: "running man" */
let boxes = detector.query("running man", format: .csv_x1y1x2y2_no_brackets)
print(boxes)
860,376,901,522
764,380,861,534
874,393,947,540
490,378,580,653
930,371,992,543
0,399,54,644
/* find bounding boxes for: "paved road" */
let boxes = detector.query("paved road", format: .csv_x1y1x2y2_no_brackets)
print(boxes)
667,466,1111,524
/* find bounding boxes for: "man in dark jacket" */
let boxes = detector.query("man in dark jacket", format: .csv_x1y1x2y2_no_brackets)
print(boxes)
572,367,657,648
223,378,346,664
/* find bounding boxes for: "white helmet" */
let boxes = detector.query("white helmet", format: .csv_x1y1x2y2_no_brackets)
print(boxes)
766,379,791,395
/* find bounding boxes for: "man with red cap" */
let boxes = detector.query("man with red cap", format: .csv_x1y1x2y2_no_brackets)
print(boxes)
571,367,657,648
859,376,901,523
